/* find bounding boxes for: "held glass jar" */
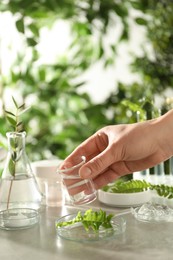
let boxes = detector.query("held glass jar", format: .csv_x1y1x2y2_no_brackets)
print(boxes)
0,132,43,230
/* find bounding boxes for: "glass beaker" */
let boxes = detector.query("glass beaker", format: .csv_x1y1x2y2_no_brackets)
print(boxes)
57,156,97,205
0,132,42,230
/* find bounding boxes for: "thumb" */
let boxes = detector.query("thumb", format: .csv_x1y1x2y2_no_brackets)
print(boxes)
79,148,115,179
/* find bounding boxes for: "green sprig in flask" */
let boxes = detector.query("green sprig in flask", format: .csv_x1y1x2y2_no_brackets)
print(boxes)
0,97,42,230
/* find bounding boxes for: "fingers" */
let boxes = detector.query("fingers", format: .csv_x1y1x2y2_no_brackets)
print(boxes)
61,131,108,166
63,178,92,196
79,146,116,179
90,161,143,189
92,155,164,190
92,160,132,189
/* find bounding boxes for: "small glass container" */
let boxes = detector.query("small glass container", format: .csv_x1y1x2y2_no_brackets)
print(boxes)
57,156,97,205
44,180,62,207
0,208,39,230
0,132,42,230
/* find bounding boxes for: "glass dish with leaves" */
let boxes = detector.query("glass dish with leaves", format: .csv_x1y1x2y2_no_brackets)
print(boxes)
55,209,126,242
0,97,42,230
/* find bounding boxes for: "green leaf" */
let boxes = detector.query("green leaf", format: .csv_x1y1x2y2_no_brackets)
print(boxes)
6,116,16,127
28,23,39,37
113,4,128,17
38,69,46,81
135,17,148,26
119,27,128,41
103,180,173,200
56,209,114,232
18,106,31,116
27,37,37,46
5,110,15,117
11,151,17,161
15,18,25,34
98,45,104,59
16,121,22,127
74,81,86,88
5,97,29,133
121,100,144,113
9,159,15,176
103,180,150,193
12,96,18,109
18,103,25,110
130,1,142,10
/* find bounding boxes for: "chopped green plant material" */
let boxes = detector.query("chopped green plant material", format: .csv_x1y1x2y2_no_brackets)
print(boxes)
102,179,173,199
56,209,114,232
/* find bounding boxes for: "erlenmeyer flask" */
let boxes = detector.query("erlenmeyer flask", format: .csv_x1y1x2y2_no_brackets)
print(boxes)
0,132,43,230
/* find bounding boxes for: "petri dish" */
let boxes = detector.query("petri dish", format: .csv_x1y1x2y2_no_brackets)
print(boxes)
131,202,173,223
55,212,126,242
0,208,39,230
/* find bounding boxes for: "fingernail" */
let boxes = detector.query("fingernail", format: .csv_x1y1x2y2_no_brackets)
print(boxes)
80,167,92,178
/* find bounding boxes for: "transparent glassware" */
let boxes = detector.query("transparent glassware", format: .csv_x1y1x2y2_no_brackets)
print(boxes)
0,132,42,230
57,156,97,205
132,202,173,223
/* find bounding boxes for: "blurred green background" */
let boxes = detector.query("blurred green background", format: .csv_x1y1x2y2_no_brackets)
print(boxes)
0,0,173,162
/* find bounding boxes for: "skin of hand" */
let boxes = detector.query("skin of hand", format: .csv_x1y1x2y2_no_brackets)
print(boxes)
60,109,173,190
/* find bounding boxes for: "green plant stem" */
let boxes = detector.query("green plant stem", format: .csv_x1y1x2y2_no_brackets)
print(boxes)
7,144,17,210
7,160,16,210
7,179,13,210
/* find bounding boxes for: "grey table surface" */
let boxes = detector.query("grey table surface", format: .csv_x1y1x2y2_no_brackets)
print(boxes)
0,199,173,260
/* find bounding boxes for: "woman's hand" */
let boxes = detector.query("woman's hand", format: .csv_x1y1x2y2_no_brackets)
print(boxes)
61,109,173,189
